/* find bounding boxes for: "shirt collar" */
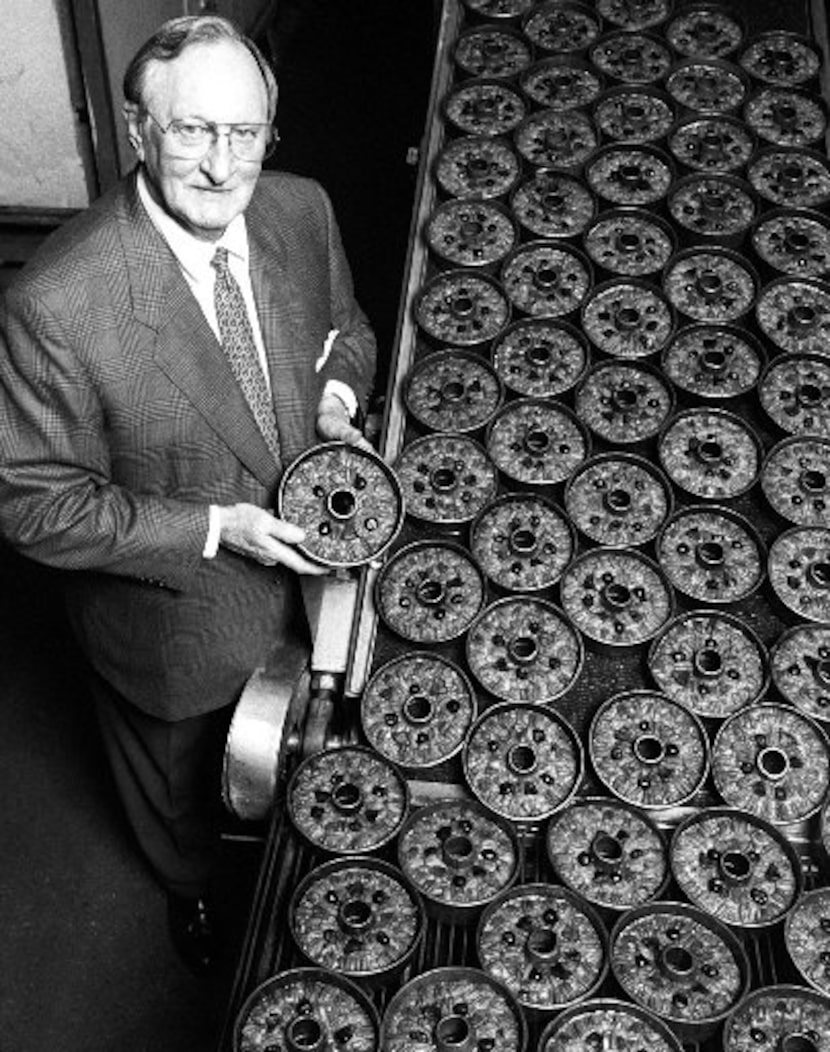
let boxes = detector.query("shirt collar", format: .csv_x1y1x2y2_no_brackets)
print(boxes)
136,169,250,280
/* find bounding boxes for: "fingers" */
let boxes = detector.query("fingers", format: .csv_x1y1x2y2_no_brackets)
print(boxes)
217,503,327,574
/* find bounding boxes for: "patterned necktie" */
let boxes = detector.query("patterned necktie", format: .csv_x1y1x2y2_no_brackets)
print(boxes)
211,246,282,464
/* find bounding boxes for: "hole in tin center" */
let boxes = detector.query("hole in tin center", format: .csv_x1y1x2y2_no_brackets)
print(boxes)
431,466,458,492
524,428,550,454
662,944,695,977
526,927,558,959
796,382,823,407
816,659,830,687
790,305,818,330
612,387,639,410
785,231,811,254
700,348,727,372
695,647,723,677
696,439,723,463
467,157,491,177
696,540,725,567
542,192,565,210
483,39,506,57
703,132,725,150
510,526,538,554
616,306,642,330
697,270,723,296
535,267,560,289
435,1016,471,1048
339,898,372,932
509,635,538,664
781,1035,820,1052
417,579,445,606
527,343,552,365
404,694,433,724
620,163,644,185
441,379,466,402
801,469,827,493
758,746,789,780
623,103,645,119
702,191,726,213
443,833,474,866
808,561,830,589
593,832,623,865
603,582,631,609
617,232,642,253
332,782,363,813
605,488,632,513
287,1017,324,1051
508,743,537,774
781,164,806,189
460,219,485,239
327,488,357,520
721,850,751,882
634,734,664,765
775,103,798,124
451,294,475,317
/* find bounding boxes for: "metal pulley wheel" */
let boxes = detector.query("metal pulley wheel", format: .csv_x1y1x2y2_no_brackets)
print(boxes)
463,701,583,822
453,25,533,81
656,504,766,605
785,887,830,998
574,360,675,446
360,653,477,771
666,58,750,115
380,967,527,1052
519,56,604,112
592,85,677,144
711,702,830,827
233,968,380,1052
443,79,527,138
394,433,498,527
582,211,676,278
762,435,830,528
510,169,597,241
470,491,576,592
660,324,766,402
665,3,745,59
434,134,521,200
744,87,829,148
476,884,608,1014
758,350,830,433
747,146,830,210
500,241,593,318
287,745,409,856
723,985,830,1052
404,348,504,434
667,114,756,174
657,407,762,501
588,31,673,86
463,0,535,18
751,208,830,279
465,596,583,702
559,547,674,648
739,30,824,88
770,623,830,723
662,247,758,323
589,689,710,810
584,143,675,206
581,279,675,357
396,798,520,922
564,452,673,548
486,397,590,486
289,856,425,985
278,442,404,568
768,525,830,623
522,1,602,54
648,609,768,719
374,540,486,644
425,198,518,269
545,796,669,912
513,109,599,171
490,319,590,399
597,0,671,32
539,999,685,1052
667,173,759,246
414,269,510,346
669,808,803,928
609,901,750,1042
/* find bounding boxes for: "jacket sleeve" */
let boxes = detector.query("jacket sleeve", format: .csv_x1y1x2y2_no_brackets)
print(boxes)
311,182,377,415
0,285,209,591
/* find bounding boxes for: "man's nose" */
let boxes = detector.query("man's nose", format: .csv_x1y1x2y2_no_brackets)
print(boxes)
200,133,234,180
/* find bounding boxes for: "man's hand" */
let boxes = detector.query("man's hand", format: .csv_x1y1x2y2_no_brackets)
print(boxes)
217,503,327,575
316,392,372,451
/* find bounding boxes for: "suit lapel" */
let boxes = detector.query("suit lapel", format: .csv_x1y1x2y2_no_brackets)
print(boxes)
117,175,281,489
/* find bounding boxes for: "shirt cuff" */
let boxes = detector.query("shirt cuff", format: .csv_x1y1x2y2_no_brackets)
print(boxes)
323,379,358,420
203,505,222,558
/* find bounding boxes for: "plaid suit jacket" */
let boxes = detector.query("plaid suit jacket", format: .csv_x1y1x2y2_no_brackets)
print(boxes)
0,169,376,718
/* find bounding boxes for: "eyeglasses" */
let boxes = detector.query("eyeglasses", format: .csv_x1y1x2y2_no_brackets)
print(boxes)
143,112,278,160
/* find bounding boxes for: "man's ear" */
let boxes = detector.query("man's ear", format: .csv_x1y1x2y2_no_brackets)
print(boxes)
123,104,145,160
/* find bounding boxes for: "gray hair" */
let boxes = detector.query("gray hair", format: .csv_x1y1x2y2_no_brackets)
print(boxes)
123,15,278,120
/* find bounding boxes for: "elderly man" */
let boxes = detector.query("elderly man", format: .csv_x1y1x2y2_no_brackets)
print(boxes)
0,16,376,974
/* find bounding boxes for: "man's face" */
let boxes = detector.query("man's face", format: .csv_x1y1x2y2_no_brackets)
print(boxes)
128,39,271,241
